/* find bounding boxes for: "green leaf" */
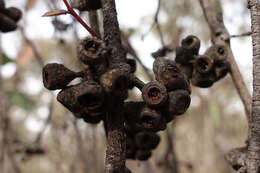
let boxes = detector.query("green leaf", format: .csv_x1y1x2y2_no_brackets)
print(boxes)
1,53,13,65
42,10,69,17
9,91,36,110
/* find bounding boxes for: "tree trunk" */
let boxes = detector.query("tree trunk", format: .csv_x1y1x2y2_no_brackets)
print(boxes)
102,0,127,172
247,1,260,172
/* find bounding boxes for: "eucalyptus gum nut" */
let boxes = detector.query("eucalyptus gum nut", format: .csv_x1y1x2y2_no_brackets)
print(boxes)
139,106,162,131
175,46,194,64
100,65,131,99
42,63,80,90
77,81,104,110
175,35,200,64
0,13,17,32
191,72,216,88
3,7,22,22
194,55,214,74
214,61,230,81
176,63,193,79
181,35,201,55
71,0,102,11
124,102,164,132
191,55,216,88
167,90,191,116
205,44,228,62
142,81,168,108
57,86,82,114
153,58,191,93
77,37,107,65
135,150,152,161
134,132,160,150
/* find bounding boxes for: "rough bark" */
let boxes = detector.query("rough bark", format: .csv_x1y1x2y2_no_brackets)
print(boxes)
247,1,260,172
199,0,252,119
102,0,127,172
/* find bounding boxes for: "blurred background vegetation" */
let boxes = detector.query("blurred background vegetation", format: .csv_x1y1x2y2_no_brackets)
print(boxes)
0,0,251,172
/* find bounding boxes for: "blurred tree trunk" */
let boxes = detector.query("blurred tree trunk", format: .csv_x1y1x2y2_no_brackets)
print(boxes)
247,0,260,172
0,36,10,173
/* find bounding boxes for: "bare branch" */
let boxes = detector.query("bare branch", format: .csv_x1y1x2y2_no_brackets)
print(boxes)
198,0,252,120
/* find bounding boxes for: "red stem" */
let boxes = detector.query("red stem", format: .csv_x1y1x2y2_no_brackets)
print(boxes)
62,0,102,40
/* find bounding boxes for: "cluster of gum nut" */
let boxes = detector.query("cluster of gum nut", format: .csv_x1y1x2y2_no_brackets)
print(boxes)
42,32,229,162
0,0,22,33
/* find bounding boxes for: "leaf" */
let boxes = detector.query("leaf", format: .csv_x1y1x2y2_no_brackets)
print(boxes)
42,10,69,17
1,53,13,65
9,91,36,110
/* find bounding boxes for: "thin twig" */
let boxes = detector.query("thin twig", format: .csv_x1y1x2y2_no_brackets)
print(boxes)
62,0,102,40
142,0,165,46
230,31,252,38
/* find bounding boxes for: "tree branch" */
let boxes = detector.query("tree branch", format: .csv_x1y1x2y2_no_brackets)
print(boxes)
102,0,127,172
198,0,252,120
246,0,260,172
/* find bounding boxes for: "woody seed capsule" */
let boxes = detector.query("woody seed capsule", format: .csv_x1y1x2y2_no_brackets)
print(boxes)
134,131,160,150
0,13,17,32
191,55,216,88
42,63,81,90
142,81,168,108
2,7,22,22
153,58,191,93
77,37,108,66
214,61,230,81
205,44,228,62
175,35,200,64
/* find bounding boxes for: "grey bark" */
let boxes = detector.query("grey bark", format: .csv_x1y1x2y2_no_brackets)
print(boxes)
247,1,260,172
102,0,127,172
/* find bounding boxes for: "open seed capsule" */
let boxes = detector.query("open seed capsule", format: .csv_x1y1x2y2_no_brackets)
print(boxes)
100,64,131,100
124,102,166,132
153,58,191,93
205,44,228,62
191,55,216,88
142,81,168,108
42,63,82,90
77,37,108,65
175,35,200,64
